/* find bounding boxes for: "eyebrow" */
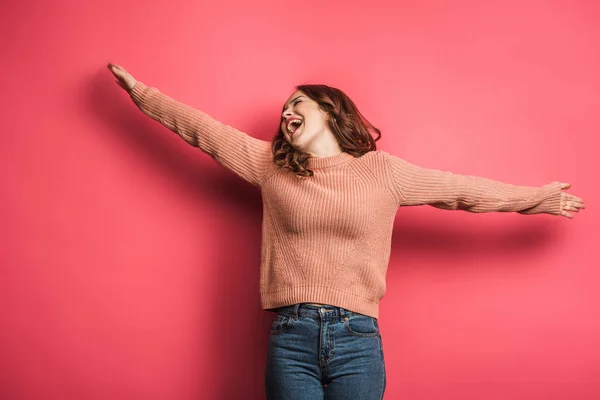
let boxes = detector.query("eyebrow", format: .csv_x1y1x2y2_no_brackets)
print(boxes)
282,95,305,111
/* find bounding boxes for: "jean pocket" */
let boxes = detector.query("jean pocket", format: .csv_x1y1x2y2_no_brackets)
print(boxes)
343,314,380,337
270,313,292,335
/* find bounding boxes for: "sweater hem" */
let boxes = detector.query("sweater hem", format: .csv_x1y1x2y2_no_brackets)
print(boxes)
261,285,381,319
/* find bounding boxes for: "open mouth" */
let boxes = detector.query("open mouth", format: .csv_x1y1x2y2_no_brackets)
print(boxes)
286,119,303,136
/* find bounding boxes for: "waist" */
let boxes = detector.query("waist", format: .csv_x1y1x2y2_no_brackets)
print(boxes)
271,302,376,320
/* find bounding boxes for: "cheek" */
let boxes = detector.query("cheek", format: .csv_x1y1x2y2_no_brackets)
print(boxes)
305,119,324,131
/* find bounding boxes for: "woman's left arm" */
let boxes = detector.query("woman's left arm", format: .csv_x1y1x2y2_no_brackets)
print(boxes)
384,152,585,218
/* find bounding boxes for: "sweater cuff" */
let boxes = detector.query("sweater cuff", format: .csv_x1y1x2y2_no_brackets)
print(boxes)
528,181,563,215
129,81,148,102
547,181,564,215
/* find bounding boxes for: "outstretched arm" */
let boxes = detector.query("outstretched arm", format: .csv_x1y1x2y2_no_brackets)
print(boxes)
107,63,273,187
384,152,585,218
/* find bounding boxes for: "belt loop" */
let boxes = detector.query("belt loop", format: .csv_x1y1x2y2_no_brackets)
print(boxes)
292,303,300,320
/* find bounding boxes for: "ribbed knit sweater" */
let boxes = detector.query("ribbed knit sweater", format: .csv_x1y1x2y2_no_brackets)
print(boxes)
129,82,563,318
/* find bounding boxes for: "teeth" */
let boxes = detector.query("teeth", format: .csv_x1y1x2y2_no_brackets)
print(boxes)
286,119,303,134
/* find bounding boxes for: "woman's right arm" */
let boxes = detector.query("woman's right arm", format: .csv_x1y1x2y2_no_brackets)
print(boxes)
107,63,273,187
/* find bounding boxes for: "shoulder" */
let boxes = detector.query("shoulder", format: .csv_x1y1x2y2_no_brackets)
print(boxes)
348,150,394,175
353,150,395,166
355,149,388,160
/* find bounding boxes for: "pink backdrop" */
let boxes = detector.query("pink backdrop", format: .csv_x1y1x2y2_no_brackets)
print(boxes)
1,0,598,399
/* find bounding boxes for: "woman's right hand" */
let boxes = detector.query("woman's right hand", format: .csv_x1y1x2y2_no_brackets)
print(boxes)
107,63,137,93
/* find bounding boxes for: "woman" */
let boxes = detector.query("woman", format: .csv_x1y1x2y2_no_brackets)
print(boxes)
107,63,585,400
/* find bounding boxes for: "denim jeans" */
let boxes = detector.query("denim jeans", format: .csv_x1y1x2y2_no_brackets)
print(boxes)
265,303,386,399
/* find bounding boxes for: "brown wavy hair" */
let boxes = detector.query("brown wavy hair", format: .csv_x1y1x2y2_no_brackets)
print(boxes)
272,84,382,177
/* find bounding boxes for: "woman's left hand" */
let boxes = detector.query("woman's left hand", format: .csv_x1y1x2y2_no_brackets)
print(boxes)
559,183,585,219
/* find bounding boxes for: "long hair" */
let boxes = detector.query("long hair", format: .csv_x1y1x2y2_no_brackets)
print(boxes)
272,84,382,177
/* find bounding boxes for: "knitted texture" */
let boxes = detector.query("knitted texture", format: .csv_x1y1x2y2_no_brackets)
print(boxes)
130,82,563,318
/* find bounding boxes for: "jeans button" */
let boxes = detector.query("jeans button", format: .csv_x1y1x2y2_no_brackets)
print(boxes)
320,307,326,313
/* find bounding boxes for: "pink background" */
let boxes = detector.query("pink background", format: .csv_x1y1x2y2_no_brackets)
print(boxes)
1,0,598,399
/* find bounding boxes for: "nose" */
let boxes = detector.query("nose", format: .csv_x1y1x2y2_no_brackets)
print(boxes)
281,108,292,119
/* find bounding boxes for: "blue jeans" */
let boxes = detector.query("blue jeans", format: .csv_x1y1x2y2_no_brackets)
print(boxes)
265,303,386,399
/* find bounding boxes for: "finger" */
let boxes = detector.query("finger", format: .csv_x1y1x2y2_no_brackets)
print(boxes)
563,193,585,205
109,64,126,76
572,196,584,204
560,182,572,190
108,66,122,79
561,211,573,219
563,193,582,201
564,199,583,209
564,205,581,213
570,199,585,208
567,197,585,208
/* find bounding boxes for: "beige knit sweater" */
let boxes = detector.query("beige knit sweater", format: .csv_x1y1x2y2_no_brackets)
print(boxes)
130,82,563,318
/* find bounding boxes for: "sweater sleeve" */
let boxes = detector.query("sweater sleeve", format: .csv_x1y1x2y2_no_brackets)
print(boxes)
383,151,563,215
129,82,274,187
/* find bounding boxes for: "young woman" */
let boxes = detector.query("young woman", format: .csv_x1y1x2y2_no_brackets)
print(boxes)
107,63,585,400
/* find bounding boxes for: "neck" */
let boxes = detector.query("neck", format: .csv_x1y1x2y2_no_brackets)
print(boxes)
308,149,343,158
306,151,353,169
305,139,343,158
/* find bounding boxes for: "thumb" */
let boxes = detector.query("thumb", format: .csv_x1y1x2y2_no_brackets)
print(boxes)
559,182,572,190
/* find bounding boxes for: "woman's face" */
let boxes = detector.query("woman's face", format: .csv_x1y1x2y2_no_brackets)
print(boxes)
280,90,332,152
